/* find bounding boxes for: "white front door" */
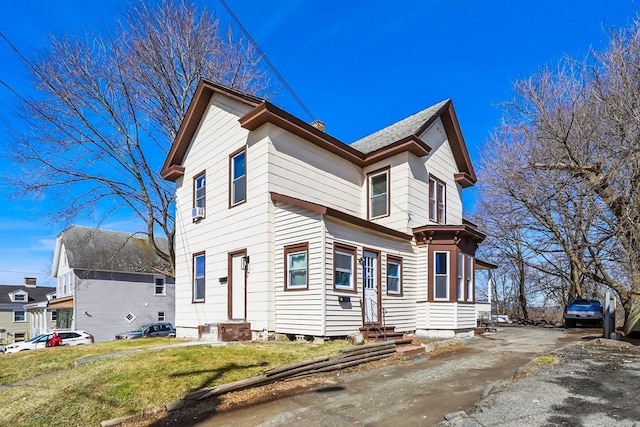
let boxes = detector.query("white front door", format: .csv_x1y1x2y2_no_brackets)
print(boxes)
363,251,379,323
229,251,246,320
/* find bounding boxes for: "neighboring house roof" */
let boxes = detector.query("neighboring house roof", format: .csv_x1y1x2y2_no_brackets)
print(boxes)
162,80,476,186
50,226,172,277
0,285,54,309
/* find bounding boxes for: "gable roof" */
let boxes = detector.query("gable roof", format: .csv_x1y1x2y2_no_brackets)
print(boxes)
51,226,171,276
162,80,476,187
0,285,54,306
352,100,476,187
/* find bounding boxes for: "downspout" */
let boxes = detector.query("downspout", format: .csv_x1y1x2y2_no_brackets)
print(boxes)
321,213,327,337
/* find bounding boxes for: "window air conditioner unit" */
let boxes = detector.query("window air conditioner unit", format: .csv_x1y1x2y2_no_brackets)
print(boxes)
192,207,205,221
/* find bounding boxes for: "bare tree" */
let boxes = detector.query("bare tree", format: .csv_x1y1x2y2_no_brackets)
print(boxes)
7,0,269,275
477,18,640,321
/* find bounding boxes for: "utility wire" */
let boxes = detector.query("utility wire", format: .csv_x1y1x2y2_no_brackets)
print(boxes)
217,0,316,122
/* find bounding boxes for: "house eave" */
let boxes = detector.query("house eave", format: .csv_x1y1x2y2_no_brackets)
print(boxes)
412,224,486,245
455,172,476,188
241,103,366,166
362,135,431,166
270,192,413,241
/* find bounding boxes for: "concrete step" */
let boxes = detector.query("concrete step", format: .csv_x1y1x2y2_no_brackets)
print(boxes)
396,344,426,357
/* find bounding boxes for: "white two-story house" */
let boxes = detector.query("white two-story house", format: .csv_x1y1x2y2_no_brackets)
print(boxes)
162,80,491,341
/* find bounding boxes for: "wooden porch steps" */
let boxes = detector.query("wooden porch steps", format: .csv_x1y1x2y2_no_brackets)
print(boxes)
359,324,405,341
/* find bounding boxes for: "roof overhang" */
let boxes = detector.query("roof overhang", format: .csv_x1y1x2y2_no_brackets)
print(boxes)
413,224,486,245
271,192,413,241
475,259,498,270
47,296,74,309
161,80,263,181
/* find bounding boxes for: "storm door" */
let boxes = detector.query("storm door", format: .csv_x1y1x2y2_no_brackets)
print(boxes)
363,250,380,323
228,250,247,320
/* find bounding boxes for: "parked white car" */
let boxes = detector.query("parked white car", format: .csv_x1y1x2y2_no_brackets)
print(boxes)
3,331,94,354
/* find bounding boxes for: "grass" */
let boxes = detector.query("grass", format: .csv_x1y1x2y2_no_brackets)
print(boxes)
531,354,559,365
0,338,350,426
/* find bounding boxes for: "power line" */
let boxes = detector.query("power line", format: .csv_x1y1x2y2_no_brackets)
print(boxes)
217,0,316,121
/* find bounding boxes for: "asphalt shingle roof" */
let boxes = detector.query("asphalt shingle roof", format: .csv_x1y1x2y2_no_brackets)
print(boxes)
59,226,171,275
0,285,53,305
351,100,449,154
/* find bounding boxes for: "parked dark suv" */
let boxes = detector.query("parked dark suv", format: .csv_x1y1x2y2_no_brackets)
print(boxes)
115,322,175,339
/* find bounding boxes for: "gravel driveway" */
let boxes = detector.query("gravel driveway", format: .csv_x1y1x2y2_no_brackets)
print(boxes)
143,326,605,427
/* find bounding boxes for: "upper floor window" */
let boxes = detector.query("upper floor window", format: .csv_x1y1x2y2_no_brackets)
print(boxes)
230,148,246,207
13,310,26,322
387,256,402,295
368,168,389,219
154,277,166,296
334,244,356,292
434,251,449,300
193,253,205,303
284,243,309,290
194,172,206,209
12,292,26,302
429,176,446,224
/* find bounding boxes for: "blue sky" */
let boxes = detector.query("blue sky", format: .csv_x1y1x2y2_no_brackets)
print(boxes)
0,0,637,286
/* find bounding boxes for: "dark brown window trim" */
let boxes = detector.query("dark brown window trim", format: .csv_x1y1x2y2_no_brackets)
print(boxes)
229,146,247,209
386,255,403,296
366,166,391,220
284,242,309,291
333,242,357,293
428,243,476,303
192,251,205,304
429,174,446,224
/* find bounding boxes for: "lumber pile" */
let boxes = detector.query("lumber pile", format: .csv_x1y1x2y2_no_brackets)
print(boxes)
185,340,405,401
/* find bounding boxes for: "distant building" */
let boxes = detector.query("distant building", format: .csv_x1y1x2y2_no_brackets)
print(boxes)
0,278,56,346
49,226,175,342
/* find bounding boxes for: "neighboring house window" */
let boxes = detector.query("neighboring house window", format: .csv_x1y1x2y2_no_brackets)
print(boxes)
125,312,136,323
457,253,465,301
13,310,26,322
230,148,246,207
194,172,206,218
51,310,57,322
368,168,389,219
284,243,309,290
154,277,166,296
429,176,446,224
387,256,402,295
434,251,449,300
334,244,356,292
14,332,26,342
193,252,205,302
13,293,26,302
158,311,165,322
466,255,474,301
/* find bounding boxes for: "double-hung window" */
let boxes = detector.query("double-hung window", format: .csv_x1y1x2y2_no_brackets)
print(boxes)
194,173,205,209
368,168,389,219
285,243,309,290
434,251,449,300
457,253,465,301
334,244,356,292
387,256,402,295
429,176,446,224
230,148,246,207
154,277,166,296
193,253,205,303
466,255,474,301
13,310,26,322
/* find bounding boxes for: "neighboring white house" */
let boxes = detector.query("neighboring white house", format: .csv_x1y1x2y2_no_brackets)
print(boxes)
49,226,176,342
162,80,493,340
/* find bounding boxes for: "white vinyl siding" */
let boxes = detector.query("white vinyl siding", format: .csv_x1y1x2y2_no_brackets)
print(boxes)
274,203,323,335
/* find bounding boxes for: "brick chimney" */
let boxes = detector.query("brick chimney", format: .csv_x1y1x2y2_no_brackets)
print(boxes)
24,277,37,287
311,120,325,132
